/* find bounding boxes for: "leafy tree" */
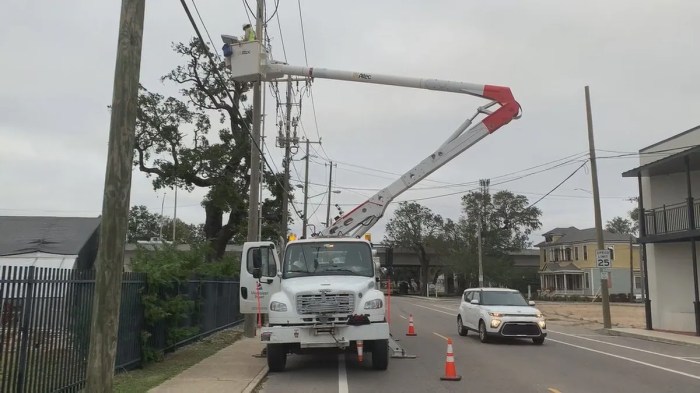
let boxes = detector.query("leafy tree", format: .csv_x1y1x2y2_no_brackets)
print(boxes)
134,38,289,259
605,216,634,235
384,202,444,295
127,205,205,244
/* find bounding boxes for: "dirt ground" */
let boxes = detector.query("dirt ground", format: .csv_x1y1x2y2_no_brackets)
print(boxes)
536,302,645,329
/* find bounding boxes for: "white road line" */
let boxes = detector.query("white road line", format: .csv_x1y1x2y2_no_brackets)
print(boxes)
548,338,700,381
338,354,349,393
433,332,449,341
412,303,456,316
549,329,700,365
399,315,407,320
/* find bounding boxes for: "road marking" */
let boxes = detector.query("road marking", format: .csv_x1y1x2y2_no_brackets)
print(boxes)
549,329,700,365
399,315,407,320
412,303,456,316
547,388,562,393
548,338,700,381
433,332,449,341
338,354,348,393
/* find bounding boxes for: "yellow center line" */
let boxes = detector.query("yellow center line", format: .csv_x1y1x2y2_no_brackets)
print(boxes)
548,388,562,393
399,315,407,320
433,332,449,341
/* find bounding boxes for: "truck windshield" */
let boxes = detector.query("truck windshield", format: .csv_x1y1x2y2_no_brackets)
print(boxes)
283,242,374,278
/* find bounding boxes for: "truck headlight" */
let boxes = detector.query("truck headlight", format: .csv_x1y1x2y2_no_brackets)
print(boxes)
364,299,383,309
270,301,287,312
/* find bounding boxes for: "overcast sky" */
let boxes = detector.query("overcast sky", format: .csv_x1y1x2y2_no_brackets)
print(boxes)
2,0,699,246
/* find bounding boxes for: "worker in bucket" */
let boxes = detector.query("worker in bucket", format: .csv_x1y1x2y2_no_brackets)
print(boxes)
242,23,256,41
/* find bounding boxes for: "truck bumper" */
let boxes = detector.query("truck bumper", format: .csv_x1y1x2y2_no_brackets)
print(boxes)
261,323,389,348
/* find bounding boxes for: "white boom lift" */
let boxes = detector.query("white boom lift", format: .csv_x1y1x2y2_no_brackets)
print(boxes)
225,37,520,372
222,37,521,238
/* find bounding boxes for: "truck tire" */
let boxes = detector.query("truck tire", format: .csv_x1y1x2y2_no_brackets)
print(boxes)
267,344,287,372
371,339,389,370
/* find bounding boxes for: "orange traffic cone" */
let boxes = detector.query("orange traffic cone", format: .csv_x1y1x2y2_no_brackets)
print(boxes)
440,338,462,381
357,340,364,363
406,314,417,336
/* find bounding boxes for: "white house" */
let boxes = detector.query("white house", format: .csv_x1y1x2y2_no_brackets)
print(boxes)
623,125,700,335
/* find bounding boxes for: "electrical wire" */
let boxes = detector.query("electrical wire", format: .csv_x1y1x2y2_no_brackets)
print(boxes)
179,0,304,221
526,160,589,208
191,0,220,60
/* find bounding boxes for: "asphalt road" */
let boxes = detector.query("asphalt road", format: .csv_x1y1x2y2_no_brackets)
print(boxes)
259,296,700,393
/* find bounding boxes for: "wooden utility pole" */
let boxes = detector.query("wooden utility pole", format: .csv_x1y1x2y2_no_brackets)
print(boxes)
244,0,265,338
85,0,145,391
302,139,311,238
629,236,634,302
325,161,336,226
281,76,293,243
585,86,612,329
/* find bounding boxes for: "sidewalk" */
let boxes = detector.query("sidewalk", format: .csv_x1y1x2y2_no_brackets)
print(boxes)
608,327,700,348
149,336,268,393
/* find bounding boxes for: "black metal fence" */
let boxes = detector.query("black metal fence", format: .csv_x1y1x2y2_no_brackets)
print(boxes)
0,266,242,392
643,199,700,235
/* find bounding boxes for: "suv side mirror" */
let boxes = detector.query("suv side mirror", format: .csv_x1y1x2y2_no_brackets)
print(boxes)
470,299,479,305
252,248,262,279
528,300,536,306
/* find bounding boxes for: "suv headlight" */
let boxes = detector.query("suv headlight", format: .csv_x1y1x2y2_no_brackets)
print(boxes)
536,313,544,319
488,312,503,317
364,299,383,309
270,301,287,312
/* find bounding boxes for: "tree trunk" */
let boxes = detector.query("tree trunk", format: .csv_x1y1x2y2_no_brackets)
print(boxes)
418,245,430,296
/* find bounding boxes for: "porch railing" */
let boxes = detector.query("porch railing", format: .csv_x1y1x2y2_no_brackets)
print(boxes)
643,199,700,236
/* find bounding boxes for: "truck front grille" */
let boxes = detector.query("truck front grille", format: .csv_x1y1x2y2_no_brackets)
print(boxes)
296,293,354,315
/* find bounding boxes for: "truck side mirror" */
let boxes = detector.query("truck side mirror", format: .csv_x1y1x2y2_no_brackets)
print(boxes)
252,248,262,279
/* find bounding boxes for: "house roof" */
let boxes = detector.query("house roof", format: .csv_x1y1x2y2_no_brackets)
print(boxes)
622,145,700,178
543,227,578,236
536,227,633,247
0,216,101,256
540,262,581,272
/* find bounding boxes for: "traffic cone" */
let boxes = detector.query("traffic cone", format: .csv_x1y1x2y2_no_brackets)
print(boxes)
440,338,462,381
357,340,364,363
406,314,417,336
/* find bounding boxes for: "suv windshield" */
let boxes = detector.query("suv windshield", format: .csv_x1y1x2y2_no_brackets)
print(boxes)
283,242,373,278
480,291,529,306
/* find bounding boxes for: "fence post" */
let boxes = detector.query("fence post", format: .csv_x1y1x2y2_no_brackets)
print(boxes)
16,266,36,393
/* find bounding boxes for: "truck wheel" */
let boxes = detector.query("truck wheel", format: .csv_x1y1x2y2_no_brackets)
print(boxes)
267,344,287,372
371,339,389,370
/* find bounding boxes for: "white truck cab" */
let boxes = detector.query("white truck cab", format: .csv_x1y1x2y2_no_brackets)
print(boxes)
240,238,390,371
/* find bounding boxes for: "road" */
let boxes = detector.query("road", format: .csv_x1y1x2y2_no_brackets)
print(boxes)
259,296,700,393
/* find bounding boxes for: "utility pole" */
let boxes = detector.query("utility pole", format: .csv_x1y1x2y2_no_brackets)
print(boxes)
478,178,490,287
302,139,311,238
86,0,145,391
244,0,265,339
325,161,336,226
172,186,177,243
629,235,634,302
300,138,322,238
281,77,293,243
585,85,612,329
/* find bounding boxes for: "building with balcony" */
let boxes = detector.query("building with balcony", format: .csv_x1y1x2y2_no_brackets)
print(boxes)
536,227,640,298
622,125,700,335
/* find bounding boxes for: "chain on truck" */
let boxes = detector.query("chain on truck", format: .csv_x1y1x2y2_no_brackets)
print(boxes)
222,33,521,372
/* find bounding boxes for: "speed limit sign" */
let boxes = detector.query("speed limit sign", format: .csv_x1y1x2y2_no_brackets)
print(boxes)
596,249,611,270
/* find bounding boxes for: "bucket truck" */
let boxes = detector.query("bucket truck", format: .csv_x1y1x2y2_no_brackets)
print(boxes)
224,36,520,372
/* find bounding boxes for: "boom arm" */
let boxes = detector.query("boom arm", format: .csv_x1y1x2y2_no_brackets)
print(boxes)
261,63,521,238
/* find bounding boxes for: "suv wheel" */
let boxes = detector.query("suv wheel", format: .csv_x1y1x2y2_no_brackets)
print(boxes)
457,316,468,336
478,321,489,343
532,336,545,345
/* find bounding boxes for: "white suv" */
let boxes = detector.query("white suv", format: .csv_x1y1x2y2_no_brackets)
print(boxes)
457,288,547,345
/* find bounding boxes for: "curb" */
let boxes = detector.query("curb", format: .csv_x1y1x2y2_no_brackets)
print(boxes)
605,329,700,349
242,365,269,393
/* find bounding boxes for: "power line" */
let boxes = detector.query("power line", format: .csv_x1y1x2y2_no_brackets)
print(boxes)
527,160,589,208
179,0,304,221
191,0,219,60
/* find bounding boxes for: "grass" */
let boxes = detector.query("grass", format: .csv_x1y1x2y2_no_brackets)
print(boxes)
113,328,242,393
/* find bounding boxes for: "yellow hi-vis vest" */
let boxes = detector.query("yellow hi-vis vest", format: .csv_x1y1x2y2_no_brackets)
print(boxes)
245,28,256,42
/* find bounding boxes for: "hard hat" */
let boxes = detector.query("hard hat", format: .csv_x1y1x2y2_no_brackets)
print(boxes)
243,23,252,30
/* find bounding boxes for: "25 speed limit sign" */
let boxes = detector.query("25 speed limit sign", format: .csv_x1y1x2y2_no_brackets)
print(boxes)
596,249,611,270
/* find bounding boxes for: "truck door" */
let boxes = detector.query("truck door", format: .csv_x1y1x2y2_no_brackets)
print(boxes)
239,241,281,314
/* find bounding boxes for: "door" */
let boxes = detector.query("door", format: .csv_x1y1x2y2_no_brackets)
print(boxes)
466,291,481,329
240,241,281,314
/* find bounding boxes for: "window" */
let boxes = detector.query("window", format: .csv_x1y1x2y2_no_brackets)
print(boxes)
608,246,615,261
246,247,277,277
282,241,373,278
635,276,642,289
463,291,472,302
472,292,481,304
565,247,572,261
575,247,579,260
583,246,588,260
543,249,547,262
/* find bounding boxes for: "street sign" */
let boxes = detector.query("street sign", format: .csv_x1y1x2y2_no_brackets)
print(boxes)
601,270,609,280
596,249,611,270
